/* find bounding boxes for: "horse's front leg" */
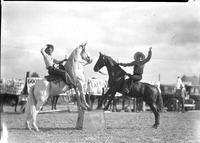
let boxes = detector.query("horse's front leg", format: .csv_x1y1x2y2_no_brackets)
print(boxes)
148,103,160,129
74,88,87,110
97,88,112,109
104,92,116,111
77,83,90,110
14,97,19,112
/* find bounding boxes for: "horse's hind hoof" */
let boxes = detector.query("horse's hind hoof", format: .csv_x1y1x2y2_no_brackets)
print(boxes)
152,124,159,129
103,107,109,111
96,107,103,110
80,106,87,110
87,107,92,111
34,128,40,132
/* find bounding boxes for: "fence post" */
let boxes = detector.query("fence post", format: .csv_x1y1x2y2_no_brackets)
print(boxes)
76,109,85,129
0,96,2,139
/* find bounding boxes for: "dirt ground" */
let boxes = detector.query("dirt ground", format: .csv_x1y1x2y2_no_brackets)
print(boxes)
1,104,200,143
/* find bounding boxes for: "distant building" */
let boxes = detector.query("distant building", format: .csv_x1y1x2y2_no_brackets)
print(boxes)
181,75,200,85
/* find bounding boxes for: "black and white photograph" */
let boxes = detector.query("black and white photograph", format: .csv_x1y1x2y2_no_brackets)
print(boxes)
1,1,200,143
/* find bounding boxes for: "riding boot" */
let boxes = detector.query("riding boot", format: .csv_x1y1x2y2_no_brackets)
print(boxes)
122,80,130,95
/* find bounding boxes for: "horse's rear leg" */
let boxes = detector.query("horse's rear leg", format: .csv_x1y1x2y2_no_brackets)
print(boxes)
25,110,32,131
14,98,19,112
148,103,160,129
97,89,112,109
51,96,54,110
32,110,39,132
55,96,59,110
32,100,44,132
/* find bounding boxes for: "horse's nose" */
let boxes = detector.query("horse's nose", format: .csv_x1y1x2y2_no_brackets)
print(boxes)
89,58,93,64
93,66,98,72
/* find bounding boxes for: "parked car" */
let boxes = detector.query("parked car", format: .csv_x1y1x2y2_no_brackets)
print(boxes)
185,85,200,110
160,84,195,111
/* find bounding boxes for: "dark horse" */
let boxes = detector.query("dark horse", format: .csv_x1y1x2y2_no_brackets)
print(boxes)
93,52,163,128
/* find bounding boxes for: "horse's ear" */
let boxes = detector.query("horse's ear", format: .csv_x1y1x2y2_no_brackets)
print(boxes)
99,52,102,56
82,42,87,50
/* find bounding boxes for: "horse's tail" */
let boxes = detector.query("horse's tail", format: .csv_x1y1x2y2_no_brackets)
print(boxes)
156,88,164,112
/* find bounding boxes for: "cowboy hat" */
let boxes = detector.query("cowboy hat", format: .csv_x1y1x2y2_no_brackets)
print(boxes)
134,52,145,60
45,44,54,52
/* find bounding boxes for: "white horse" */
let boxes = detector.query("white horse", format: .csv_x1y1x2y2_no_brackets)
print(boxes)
25,43,93,131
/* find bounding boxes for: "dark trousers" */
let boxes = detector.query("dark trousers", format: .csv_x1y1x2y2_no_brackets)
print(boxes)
123,74,142,94
47,66,67,83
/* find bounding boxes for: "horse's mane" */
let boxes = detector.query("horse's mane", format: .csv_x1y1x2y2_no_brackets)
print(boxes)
68,46,80,61
103,54,127,74
103,54,117,64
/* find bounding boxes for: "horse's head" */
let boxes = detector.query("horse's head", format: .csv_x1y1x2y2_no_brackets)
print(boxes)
94,52,106,72
68,43,93,65
79,43,93,64
94,52,127,78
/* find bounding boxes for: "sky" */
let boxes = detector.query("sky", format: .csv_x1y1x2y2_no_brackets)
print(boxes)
1,1,200,84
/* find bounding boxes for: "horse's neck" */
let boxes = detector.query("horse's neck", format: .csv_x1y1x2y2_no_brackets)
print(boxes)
105,62,114,78
64,56,85,84
105,60,125,79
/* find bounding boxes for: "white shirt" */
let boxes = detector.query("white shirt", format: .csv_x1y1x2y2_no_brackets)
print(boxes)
41,48,54,68
176,78,184,90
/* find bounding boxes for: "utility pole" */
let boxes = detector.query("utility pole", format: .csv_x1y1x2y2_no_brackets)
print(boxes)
21,72,30,95
158,74,161,82
0,102,1,139
199,74,200,85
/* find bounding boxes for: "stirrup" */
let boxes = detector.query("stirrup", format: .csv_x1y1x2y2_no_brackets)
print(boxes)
123,88,129,94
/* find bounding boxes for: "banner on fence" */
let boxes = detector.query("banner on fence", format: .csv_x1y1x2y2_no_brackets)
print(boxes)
0,78,25,95
0,77,109,96
27,77,42,94
86,78,107,96
26,77,76,96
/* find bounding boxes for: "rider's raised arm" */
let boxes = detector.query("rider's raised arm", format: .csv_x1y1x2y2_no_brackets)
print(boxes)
119,61,136,67
41,48,47,57
141,48,152,64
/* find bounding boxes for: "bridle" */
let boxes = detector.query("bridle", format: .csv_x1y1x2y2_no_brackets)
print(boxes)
95,54,107,75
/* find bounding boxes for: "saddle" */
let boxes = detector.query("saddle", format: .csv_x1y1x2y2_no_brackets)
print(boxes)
126,79,141,93
45,75,63,84
45,74,74,89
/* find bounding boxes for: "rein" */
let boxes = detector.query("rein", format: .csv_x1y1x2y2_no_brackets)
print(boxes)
98,70,107,75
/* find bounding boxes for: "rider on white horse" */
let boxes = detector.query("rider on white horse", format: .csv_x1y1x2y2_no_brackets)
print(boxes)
41,44,73,85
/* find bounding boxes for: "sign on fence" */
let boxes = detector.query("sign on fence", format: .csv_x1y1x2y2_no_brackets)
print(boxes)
27,77,76,96
86,78,107,96
0,78,25,95
0,77,109,96
27,77,42,94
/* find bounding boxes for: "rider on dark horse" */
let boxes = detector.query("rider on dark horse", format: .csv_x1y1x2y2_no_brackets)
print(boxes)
118,47,152,94
41,44,72,85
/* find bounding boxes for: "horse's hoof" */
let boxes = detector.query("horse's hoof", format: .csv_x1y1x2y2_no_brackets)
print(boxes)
96,107,103,110
152,124,159,129
80,106,87,110
27,127,32,131
76,127,83,130
34,128,40,132
87,107,92,111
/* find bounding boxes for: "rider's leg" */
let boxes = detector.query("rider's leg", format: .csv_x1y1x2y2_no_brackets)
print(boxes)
132,74,142,82
122,79,130,95
48,67,69,85
122,74,142,95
